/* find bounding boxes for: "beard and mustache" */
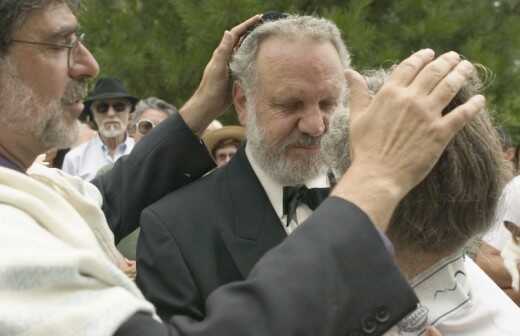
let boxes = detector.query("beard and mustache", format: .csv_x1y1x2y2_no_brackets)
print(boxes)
0,59,87,151
245,98,349,186
98,119,126,139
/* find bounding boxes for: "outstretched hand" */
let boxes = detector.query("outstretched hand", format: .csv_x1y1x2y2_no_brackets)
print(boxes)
333,49,485,230
179,15,262,135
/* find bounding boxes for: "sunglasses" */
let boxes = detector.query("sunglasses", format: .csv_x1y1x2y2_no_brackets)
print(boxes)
136,119,157,135
92,101,131,114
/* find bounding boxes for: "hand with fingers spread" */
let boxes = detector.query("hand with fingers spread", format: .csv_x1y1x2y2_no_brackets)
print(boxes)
179,15,262,135
332,49,485,230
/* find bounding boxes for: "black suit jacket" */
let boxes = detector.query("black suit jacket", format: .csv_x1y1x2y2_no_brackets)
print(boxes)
137,146,418,335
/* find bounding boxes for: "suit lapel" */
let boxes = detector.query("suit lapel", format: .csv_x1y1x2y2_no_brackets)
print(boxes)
219,146,286,278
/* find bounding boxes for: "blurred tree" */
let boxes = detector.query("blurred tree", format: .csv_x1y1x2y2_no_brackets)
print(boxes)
81,0,520,139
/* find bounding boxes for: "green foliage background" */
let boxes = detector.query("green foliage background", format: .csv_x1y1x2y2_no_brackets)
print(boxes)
81,0,520,142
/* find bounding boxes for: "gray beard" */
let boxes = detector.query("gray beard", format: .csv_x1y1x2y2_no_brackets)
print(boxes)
98,122,126,139
245,102,348,186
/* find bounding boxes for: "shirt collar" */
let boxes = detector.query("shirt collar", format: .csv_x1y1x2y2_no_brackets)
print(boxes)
396,251,472,334
96,133,134,153
245,144,329,219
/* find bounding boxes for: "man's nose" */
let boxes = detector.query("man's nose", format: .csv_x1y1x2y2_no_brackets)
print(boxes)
69,43,99,79
106,106,117,116
298,106,327,137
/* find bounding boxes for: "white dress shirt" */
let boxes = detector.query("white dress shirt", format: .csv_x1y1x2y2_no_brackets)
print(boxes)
245,145,330,235
62,133,135,181
387,253,520,335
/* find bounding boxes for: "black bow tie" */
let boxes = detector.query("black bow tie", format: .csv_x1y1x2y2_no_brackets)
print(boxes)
282,185,329,227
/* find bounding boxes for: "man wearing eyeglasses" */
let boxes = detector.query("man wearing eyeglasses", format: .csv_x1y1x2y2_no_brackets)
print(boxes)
62,77,138,181
130,97,177,143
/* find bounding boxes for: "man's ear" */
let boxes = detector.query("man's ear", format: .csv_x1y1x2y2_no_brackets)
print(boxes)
233,81,248,126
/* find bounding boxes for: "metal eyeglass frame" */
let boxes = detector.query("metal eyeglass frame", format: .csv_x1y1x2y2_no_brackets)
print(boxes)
11,32,85,70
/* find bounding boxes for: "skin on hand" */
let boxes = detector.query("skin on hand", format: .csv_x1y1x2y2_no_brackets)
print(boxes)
179,15,262,136
119,258,137,281
332,49,485,231
425,326,442,336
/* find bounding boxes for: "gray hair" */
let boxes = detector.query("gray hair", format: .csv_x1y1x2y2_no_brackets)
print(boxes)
0,0,80,56
229,14,351,96
132,96,177,122
327,67,509,255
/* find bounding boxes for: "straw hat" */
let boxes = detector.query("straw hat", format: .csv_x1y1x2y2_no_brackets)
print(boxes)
202,126,246,155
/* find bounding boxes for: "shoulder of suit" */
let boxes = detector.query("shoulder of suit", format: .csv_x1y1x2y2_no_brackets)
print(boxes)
145,166,225,214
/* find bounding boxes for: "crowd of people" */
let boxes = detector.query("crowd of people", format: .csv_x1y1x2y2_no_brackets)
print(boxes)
1,1,519,336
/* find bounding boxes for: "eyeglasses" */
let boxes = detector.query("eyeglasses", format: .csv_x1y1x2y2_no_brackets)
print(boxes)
92,101,131,114
11,32,85,71
136,119,157,135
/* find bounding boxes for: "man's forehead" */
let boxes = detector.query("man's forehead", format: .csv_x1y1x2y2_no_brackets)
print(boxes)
256,60,344,99
256,37,343,79
16,1,78,38
141,108,169,119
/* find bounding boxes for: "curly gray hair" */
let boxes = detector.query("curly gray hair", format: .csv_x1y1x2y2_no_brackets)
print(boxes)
229,14,351,96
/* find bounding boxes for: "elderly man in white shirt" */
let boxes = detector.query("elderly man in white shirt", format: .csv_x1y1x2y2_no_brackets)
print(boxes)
324,67,520,336
62,77,137,181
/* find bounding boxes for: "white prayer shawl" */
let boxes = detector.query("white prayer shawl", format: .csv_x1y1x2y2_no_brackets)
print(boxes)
0,165,155,336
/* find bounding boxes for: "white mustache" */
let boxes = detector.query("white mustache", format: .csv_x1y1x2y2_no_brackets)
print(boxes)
102,120,122,127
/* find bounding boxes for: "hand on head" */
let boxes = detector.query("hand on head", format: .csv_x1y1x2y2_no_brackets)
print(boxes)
179,15,262,135
333,49,484,230
347,49,482,195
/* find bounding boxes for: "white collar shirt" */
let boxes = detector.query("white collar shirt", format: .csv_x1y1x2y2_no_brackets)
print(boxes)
62,133,135,181
386,253,520,335
245,144,330,235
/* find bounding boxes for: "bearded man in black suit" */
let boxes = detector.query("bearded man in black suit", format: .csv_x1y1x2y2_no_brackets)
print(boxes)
136,13,481,336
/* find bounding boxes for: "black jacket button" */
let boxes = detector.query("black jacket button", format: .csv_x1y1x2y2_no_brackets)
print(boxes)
362,317,377,334
375,306,390,323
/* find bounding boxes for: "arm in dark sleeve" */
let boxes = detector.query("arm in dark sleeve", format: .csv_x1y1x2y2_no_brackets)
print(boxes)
136,208,205,321
117,197,417,336
92,112,216,243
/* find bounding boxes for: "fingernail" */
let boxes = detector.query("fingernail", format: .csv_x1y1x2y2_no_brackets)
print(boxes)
345,69,363,81
419,48,435,58
458,60,474,74
474,94,486,106
446,51,460,61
